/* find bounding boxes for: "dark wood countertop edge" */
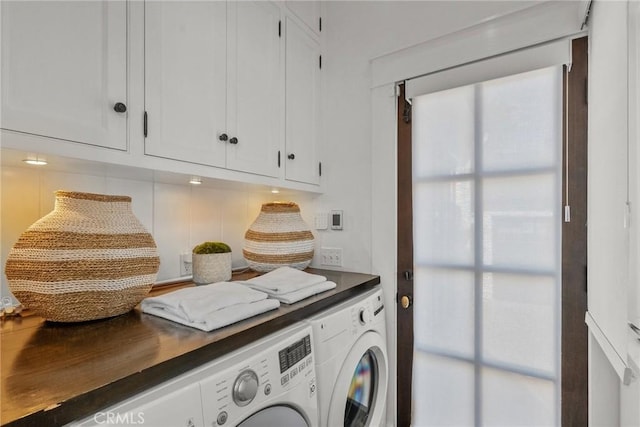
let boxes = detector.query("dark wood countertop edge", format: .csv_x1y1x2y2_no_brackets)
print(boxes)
3,274,380,427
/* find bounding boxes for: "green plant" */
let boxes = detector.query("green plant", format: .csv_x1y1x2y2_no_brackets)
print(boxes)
192,241,232,254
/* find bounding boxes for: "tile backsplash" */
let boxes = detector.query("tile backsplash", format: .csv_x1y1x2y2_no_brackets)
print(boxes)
1,165,316,300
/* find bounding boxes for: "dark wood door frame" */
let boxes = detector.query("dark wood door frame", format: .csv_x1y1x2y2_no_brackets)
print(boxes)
561,36,589,427
396,84,414,427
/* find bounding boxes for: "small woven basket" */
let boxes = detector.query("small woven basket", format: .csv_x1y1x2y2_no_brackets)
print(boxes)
5,191,160,322
243,202,314,272
192,252,232,285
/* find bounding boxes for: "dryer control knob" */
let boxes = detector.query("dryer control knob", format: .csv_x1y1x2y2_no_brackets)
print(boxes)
233,370,259,406
359,308,372,325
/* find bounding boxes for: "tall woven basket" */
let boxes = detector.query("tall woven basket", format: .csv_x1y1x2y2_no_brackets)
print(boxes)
243,202,314,272
5,191,160,322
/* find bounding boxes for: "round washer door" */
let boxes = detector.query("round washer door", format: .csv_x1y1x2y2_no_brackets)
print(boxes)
237,405,309,427
327,331,388,427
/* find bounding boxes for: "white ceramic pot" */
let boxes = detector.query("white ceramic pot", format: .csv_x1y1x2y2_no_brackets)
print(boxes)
192,252,232,285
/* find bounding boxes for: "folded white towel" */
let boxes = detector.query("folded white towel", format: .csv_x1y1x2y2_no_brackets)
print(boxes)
141,282,277,331
270,281,337,304
243,267,327,295
142,298,280,332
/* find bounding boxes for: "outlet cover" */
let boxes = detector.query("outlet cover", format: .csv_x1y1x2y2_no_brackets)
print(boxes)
320,247,343,267
180,253,193,276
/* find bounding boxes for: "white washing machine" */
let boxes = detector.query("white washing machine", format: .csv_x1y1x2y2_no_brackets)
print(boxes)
307,287,388,427
71,322,318,427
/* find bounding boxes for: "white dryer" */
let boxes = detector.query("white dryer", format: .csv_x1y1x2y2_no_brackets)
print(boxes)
307,287,388,427
71,322,318,427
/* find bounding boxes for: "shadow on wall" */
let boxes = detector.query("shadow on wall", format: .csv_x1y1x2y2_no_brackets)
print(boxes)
0,165,318,301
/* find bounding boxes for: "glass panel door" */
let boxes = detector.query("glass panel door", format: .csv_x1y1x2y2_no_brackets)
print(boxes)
411,66,562,426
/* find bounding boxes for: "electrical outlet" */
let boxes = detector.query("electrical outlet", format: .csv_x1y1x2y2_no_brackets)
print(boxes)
180,253,192,276
320,247,343,267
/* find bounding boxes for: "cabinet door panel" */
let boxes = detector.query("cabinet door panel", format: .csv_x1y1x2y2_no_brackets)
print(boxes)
145,1,227,167
1,1,127,150
285,17,320,185
285,1,321,36
226,1,281,177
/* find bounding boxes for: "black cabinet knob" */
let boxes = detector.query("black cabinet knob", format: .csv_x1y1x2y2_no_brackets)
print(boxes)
219,133,228,142
287,153,295,160
229,137,238,145
113,102,127,113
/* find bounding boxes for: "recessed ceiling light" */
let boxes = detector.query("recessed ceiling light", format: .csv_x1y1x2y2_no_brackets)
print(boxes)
189,177,202,185
271,188,280,194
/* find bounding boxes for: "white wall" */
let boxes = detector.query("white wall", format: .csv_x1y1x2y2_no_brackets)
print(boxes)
0,165,317,299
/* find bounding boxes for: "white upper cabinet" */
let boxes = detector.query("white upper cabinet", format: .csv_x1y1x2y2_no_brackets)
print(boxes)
144,1,228,168
285,17,321,185
226,1,282,177
1,1,128,150
145,1,281,178
285,1,321,36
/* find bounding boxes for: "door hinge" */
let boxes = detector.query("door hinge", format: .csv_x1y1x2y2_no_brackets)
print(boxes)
278,150,281,168
278,20,281,38
319,55,322,70
402,99,412,124
319,162,322,176
143,111,148,137
319,17,322,32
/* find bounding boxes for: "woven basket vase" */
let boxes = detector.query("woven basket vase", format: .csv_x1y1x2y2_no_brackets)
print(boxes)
243,202,314,272
5,191,160,322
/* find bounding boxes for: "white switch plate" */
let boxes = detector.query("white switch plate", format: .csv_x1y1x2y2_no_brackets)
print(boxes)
320,247,342,267
315,213,328,230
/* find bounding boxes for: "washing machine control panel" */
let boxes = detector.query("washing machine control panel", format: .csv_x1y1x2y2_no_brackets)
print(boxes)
200,327,317,427
278,334,312,373
351,292,385,332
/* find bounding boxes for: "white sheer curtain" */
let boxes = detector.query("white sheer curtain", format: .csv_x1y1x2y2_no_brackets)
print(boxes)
411,64,563,426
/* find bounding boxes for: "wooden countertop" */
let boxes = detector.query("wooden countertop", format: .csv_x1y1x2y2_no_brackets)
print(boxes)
1,269,380,427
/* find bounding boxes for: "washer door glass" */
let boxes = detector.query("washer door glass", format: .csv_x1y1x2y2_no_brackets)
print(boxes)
344,350,378,427
237,405,309,427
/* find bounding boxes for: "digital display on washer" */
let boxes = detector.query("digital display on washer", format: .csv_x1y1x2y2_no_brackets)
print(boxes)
278,335,311,373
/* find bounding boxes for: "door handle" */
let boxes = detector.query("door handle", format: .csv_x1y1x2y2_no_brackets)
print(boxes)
400,295,412,309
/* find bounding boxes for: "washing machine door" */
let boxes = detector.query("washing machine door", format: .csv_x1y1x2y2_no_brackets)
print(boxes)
237,405,309,427
327,331,388,427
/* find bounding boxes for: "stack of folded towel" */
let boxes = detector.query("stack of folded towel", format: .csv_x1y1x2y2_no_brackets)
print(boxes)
141,282,279,332
240,267,336,304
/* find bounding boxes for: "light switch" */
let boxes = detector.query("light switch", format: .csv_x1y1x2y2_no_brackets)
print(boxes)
315,213,328,230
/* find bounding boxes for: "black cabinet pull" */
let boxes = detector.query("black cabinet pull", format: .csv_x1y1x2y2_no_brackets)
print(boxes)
229,137,238,145
219,133,228,142
113,102,127,113
287,153,295,160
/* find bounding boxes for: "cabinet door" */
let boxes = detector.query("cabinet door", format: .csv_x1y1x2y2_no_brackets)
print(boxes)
226,1,281,177
1,1,127,150
285,17,321,185
285,1,321,36
145,1,227,167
